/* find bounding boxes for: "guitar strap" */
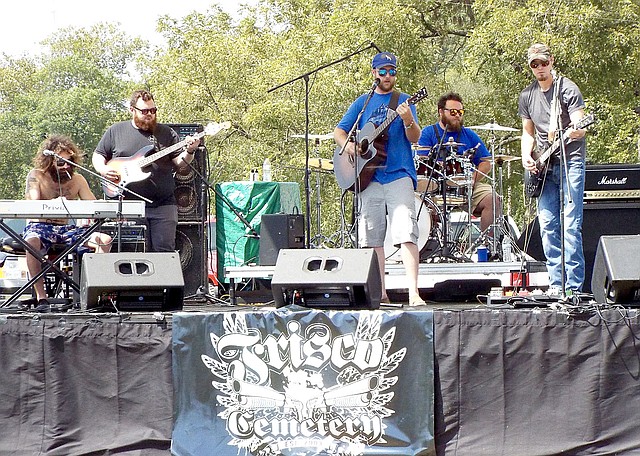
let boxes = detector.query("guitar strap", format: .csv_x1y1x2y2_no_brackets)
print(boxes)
378,90,401,144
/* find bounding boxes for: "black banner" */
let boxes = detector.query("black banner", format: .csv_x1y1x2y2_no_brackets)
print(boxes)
172,308,435,455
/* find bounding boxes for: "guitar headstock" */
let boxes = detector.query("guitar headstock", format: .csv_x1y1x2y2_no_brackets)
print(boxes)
204,121,232,136
408,87,428,105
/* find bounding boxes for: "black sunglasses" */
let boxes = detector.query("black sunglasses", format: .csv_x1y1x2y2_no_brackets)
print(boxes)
133,106,158,115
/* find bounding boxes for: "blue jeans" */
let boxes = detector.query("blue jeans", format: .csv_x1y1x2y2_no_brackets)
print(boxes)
537,160,585,291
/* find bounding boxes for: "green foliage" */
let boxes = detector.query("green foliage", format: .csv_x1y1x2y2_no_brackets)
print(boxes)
1,0,639,235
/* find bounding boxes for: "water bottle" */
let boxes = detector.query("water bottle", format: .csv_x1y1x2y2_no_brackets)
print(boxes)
502,237,512,262
262,158,272,182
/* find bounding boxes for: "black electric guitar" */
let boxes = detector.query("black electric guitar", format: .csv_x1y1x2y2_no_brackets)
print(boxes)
102,121,230,197
333,87,428,191
524,114,594,198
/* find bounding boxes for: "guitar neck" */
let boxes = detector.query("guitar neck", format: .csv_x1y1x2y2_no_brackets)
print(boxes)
138,130,206,167
371,110,399,139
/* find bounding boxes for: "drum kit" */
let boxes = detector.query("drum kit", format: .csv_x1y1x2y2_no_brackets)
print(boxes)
292,122,522,263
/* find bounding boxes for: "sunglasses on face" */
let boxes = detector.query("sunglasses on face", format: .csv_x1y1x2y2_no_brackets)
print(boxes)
530,60,550,69
133,106,158,115
377,68,397,77
444,108,465,117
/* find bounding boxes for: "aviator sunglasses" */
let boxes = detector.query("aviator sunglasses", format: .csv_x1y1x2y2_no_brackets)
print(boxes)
133,106,158,115
443,108,465,117
530,60,550,69
377,68,397,77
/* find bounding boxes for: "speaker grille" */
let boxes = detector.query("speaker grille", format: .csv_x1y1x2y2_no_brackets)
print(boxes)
166,123,207,222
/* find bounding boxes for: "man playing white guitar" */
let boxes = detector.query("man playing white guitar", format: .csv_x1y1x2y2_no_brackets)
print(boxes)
519,43,588,294
333,52,425,307
92,89,200,252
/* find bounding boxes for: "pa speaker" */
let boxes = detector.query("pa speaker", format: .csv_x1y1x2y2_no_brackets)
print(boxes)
259,214,305,266
591,235,640,304
80,252,184,311
271,248,381,309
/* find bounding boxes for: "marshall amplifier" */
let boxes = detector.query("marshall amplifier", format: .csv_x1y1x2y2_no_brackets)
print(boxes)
584,163,640,202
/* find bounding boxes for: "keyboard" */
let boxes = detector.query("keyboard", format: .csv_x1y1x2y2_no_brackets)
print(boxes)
0,199,145,219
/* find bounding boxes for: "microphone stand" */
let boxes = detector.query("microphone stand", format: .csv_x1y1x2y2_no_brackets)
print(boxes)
554,80,570,298
51,153,152,252
268,42,379,249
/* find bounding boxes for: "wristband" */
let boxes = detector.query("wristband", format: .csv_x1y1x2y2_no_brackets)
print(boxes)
404,121,414,130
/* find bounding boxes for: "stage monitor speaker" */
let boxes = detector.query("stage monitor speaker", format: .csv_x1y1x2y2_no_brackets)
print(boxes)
80,252,184,311
259,214,305,266
591,235,640,304
166,123,207,222
176,223,206,297
271,248,381,309
583,202,640,292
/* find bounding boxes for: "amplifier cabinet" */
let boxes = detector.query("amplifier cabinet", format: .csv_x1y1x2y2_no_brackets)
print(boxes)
583,201,640,292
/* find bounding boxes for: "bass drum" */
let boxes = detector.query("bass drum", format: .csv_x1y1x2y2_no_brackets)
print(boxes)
384,195,442,262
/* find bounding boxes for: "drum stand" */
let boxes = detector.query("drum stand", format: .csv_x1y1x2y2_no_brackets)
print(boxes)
465,141,517,261
309,140,330,248
426,152,472,263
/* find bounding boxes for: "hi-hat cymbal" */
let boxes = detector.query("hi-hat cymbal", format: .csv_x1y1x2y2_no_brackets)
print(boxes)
308,157,334,171
291,133,334,141
412,145,432,152
469,123,519,132
481,154,520,163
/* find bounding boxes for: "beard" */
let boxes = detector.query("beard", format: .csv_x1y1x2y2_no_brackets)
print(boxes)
49,167,74,183
442,115,463,132
133,115,157,132
377,78,396,93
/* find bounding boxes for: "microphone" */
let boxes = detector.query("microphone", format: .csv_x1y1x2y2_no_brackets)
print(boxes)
371,78,381,91
43,149,56,156
371,42,382,52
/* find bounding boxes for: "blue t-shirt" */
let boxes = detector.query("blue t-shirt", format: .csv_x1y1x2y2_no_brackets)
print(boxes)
336,91,418,187
417,123,490,167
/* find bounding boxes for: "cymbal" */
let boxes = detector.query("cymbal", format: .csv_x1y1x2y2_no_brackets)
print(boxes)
469,123,519,132
308,157,334,171
412,145,432,152
291,133,334,141
481,154,519,163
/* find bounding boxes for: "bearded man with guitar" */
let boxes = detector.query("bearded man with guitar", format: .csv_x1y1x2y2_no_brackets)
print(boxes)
92,90,200,252
519,43,588,294
333,52,425,306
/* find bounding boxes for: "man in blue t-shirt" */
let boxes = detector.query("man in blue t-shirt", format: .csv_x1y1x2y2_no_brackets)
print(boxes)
334,52,425,307
417,92,500,234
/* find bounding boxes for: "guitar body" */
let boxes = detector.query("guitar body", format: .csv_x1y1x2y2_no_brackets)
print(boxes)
523,114,594,198
524,167,545,198
333,122,384,191
102,145,155,198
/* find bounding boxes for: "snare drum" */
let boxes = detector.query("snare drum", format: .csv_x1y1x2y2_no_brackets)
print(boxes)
415,156,439,193
384,195,442,262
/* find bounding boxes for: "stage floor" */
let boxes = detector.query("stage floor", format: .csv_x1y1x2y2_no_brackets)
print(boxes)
1,301,640,455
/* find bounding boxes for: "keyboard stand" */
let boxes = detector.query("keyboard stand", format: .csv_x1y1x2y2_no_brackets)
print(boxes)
0,218,104,308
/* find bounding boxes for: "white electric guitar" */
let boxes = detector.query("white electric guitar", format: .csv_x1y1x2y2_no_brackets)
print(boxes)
102,121,230,197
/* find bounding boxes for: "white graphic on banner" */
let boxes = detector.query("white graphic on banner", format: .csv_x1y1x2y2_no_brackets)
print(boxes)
201,312,406,455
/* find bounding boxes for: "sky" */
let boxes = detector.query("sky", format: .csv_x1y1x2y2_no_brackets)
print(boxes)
1,0,244,57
